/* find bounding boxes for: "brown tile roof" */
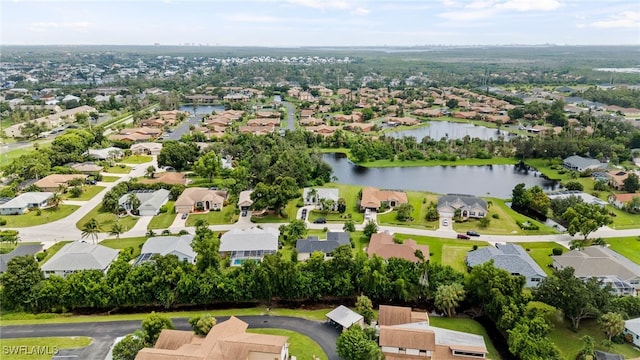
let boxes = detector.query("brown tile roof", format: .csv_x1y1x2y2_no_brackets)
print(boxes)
379,326,436,349
34,174,88,190
367,233,429,263
361,187,408,209
610,193,639,203
247,118,280,127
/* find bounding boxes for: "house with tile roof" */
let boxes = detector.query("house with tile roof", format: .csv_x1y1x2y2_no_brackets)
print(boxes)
0,192,53,215
135,316,289,360
437,194,488,220
134,235,196,265
552,246,640,296
175,187,228,214
41,241,119,278
608,193,640,210
34,174,88,192
367,232,429,263
466,243,547,288
360,187,408,211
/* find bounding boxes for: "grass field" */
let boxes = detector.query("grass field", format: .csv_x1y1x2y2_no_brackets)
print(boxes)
607,236,640,264
549,318,640,359
103,165,131,174
513,242,565,275
393,233,489,270
39,241,72,264
0,205,79,228
120,155,153,164
429,317,501,360
76,204,138,232
148,201,177,229
100,236,147,258
100,175,120,182
0,337,92,360
247,329,327,360
63,186,105,201
185,206,237,226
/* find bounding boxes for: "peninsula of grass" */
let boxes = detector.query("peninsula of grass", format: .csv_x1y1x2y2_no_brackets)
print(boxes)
63,186,105,201
0,337,92,360
76,204,138,232
247,329,327,360
606,236,640,264
147,201,177,229
0,205,79,228
393,233,489,272
185,206,237,226
429,317,501,360
512,242,565,275
120,155,153,164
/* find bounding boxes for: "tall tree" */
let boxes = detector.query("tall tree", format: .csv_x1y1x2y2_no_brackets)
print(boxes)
109,222,125,241
145,166,156,179
363,221,378,240
599,312,625,341
355,294,375,324
81,218,102,244
435,283,466,317
193,151,221,183
0,255,43,311
48,192,63,210
562,203,612,241
623,173,640,193
191,223,220,272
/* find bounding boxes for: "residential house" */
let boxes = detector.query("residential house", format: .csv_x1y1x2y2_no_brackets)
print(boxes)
256,110,280,118
41,241,119,278
134,235,196,265
175,187,228,214
303,187,340,210
70,162,104,174
466,243,547,287
34,174,88,192
385,117,420,126
360,187,408,211
299,117,325,126
135,316,289,360
109,127,162,142
378,305,488,359
608,193,640,210
300,109,315,118
238,190,253,211
4,105,97,137
326,305,364,330
139,172,187,186
219,227,279,266
563,155,605,172
296,232,351,261
552,246,640,296
607,170,632,190
0,192,53,215
239,125,275,135
412,108,443,117
624,317,640,347
367,232,429,263
453,111,478,120
247,118,280,127
344,122,375,132
437,194,488,220
306,124,340,136
0,243,43,272
130,142,162,155
86,147,124,160
118,189,170,216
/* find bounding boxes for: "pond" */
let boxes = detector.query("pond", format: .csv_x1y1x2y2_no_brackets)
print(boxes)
178,104,225,115
323,153,559,199
385,121,513,141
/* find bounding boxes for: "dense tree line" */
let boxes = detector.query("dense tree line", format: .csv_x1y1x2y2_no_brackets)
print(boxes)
579,87,640,109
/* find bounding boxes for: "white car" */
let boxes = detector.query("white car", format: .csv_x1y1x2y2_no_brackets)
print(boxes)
442,219,449,226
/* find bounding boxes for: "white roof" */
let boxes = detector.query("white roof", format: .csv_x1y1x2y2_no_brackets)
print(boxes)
303,188,340,202
326,305,363,328
0,192,53,209
86,147,123,159
42,241,119,272
626,318,640,335
393,322,487,350
139,235,195,258
238,190,254,206
220,227,279,252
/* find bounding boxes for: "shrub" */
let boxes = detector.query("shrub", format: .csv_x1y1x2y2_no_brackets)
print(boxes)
36,252,46,262
564,181,584,191
0,218,6,226
472,245,478,250
492,213,500,219
552,247,564,256
69,186,83,198
516,220,539,230
36,209,42,216
158,205,168,213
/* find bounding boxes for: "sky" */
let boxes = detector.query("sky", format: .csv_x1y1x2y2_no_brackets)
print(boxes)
1,0,639,46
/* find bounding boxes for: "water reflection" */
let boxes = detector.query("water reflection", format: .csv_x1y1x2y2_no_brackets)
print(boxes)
385,121,512,141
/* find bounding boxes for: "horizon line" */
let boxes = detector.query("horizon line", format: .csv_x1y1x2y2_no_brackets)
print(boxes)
2,43,639,48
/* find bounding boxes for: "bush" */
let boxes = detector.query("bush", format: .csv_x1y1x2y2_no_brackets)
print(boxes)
158,205,168,213
69,186,83,198
36,252,46,262
0,218,6,226
36,209,42,216
472,245,478,250
492,213,500,219
564,181,584,191
552,247,564,256
516,220,539,230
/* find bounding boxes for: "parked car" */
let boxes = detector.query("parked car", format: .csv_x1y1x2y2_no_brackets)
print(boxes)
466,230,480,237
457,234,470,240
241,209,248,217
313,218,326,224
181,213,188,220
301,209,307,220
442,219,449,226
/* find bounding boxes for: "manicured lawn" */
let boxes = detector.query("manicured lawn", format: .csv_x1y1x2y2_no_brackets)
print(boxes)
377,191,440,229
310,183,365,223
0,307,332,326
76,204,138,232
0,205,79,228
185,206,237,226
513,242,565,275
251,213,290,223
429,317,501,360
608,206,640,229
100,175,120,182
393,233,489,269
549,318,639,359
39,241,72,264
247,329,327,360
63,185,105,201
148,201,177,229
120,155,153,164
607,236,640,264
103,165,131,174
100,236,147,258
0,337,92,360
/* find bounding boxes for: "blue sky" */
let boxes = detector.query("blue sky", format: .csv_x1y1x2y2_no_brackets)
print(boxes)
2,0,639,46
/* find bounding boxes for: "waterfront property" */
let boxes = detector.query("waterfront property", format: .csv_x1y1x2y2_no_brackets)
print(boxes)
219,227,279,266
437,193,488,220
466,243,547,288
303,187,340,209
360,187,408,211
563,155,605,172
41,240,119,278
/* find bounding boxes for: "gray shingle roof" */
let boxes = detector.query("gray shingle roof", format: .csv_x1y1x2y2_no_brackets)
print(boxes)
564,155,602,170
219,227,279,252
118,189,170,212
466,243,547,279
296,232,351,254
136,235,196,265
41,241,119,273
0,244,43,272
437,193,487,212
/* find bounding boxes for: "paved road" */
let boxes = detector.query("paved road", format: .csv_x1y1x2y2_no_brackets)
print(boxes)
281,101,296,131
167,113,206,141
1,316,340,360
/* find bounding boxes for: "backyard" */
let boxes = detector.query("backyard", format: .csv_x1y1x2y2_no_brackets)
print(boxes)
393,233,489,272
429,316,501,360
607,236,640,264
549,318,640,359
0,205,79,228
247,329,327,360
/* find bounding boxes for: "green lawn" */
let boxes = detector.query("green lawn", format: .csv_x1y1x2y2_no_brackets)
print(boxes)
100,236,147,258
0,307,332,326
0,206,79,228
549,318,640,359
607,236,640,264
148,201,177,229
0,337,92,360
393,233,489,270
608,206,640,229
100,175,120,182
185,206,237,226
308,183,365,223
120,155,153,164
247,329,327,360
103,165,131,174
513,242,565,275
377,191,440,228
63,186,105,201
429,317,501,360
39,241,72,264
76,204,138,232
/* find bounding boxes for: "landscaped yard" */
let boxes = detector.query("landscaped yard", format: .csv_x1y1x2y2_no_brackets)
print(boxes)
512,242,565,275
185,206,237,226
148,201,177,229
100,175,120,182
63,185,105,201
607,236,640,264
119,155,153,164
0,337,92,360
393,233,489,271
100,236,147,258
103,165,131,174
251,199,299,223
76,204,138,232
307,183,365,223
549,318,639,359
247,329,327,360
429,317,501,360
377,191,440,229
0,205,79,228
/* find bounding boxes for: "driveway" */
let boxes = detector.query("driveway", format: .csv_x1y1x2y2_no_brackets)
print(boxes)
1,316,340,360
281,101,296,131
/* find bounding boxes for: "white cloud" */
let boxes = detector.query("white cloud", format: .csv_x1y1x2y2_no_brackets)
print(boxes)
439,8,496,21
351,7,370,15
225,14,280,23
496,0,561,11
466,1,496,10
287,0,350,10
592,11,640,29
29,21,94,32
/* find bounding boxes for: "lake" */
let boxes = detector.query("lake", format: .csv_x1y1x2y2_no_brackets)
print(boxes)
323,153,558,199
178,105,225,115
386,121,512,141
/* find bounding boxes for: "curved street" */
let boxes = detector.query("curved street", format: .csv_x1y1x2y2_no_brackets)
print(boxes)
0,315,340,360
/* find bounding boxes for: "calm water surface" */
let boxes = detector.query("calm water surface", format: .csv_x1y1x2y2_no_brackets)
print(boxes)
386,121,512,141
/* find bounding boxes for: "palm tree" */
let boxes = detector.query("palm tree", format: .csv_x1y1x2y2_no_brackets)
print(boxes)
48,192,63,210
109,222,125,242
81,218,102,244
127,193,141,213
